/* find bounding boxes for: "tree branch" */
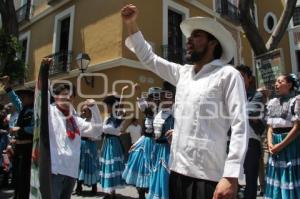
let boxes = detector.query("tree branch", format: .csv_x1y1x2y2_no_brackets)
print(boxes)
2,0,18,37
0,0,7,17
266,0,297,51
239,0,267,56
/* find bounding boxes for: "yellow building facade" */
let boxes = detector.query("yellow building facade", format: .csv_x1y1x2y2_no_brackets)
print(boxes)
9,0,299,108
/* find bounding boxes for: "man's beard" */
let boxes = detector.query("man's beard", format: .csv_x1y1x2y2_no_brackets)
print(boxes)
185,45,208,63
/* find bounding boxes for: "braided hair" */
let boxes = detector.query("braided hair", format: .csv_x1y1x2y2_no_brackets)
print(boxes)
282,74,299,92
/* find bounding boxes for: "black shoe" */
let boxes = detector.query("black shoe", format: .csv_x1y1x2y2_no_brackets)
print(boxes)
259,191,264,196
75,185,82,195
91,184,97,195
103,194,111,199
139,195,146,199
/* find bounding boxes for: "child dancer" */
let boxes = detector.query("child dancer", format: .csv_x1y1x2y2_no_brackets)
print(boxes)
122,84,161,199
147,82,175,199
75,100,101,195
99,87,128,199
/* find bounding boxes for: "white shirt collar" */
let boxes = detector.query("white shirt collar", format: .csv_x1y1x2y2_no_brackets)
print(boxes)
191,59,224,78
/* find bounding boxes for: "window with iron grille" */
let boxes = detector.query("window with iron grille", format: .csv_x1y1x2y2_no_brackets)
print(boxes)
215,0,239,24
19,31,30,65
50,6,74,76
167,9,184,64
21,39,28,62
293,7,300,26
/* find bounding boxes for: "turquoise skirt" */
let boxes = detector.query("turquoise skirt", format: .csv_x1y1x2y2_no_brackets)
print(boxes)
78,139,100,186
147,142,170,199
99,135,125,193
122,135,155,188
265,132,300,199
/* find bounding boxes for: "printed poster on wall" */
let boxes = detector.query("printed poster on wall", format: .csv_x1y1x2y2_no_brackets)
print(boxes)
255,48,285,91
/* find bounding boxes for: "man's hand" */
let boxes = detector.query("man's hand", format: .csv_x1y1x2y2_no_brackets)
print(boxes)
213,177,238,199
121,4,138,24
120,4,139,35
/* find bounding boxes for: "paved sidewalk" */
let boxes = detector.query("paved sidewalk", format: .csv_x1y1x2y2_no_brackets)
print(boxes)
72,185,138,199
0,185,139,199
0,185,264,199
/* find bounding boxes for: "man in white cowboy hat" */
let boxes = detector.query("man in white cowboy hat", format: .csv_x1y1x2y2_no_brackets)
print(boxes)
121,4,248,199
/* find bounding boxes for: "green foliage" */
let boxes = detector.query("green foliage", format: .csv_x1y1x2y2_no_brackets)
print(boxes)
0,29,26,82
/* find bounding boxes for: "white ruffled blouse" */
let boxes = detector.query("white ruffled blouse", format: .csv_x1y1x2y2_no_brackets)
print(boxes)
266,97,299,128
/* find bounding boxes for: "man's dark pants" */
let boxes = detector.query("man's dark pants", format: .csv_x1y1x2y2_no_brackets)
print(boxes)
244,138,261,199
169,171,217,199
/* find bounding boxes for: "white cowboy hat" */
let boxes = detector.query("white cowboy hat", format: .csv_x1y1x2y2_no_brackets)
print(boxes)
180,17,236,64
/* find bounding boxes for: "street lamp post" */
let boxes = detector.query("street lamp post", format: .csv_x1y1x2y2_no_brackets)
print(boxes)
76,53,94,88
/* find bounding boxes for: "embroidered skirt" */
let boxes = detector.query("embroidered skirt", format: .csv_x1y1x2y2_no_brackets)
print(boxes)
99,135,125,192
78,139,99,186
265,132,300,199
122,135,155,188
147,142,170,199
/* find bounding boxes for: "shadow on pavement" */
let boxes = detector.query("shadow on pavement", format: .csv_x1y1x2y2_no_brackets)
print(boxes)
73,190,138,199
115,194,138,199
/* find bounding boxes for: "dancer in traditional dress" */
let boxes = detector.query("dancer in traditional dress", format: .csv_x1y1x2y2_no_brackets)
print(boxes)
122,84,161,199
75,100,102,195
265,74,300,199
99,87,128,199
147,82,175,199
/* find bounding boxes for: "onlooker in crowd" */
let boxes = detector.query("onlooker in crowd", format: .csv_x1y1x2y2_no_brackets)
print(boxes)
265,74,300,198
236,65,266,199
1,76,34,199
121,4,248,199
126,117,142,145
0,102,18,189
0,106,9,188
5,103,19,130
48,81,102,199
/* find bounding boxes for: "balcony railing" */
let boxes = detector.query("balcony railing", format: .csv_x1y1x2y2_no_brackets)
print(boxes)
16,3,31,24
162,45,186,64
46,51,72,76
216,0,240,25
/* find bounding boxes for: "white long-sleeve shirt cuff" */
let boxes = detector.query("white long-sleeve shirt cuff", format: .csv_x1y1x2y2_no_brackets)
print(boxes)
125,31,144,53
222,162,242,178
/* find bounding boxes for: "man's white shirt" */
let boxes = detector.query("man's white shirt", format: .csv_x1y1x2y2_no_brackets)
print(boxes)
125,31,249,182
49,104,102,178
